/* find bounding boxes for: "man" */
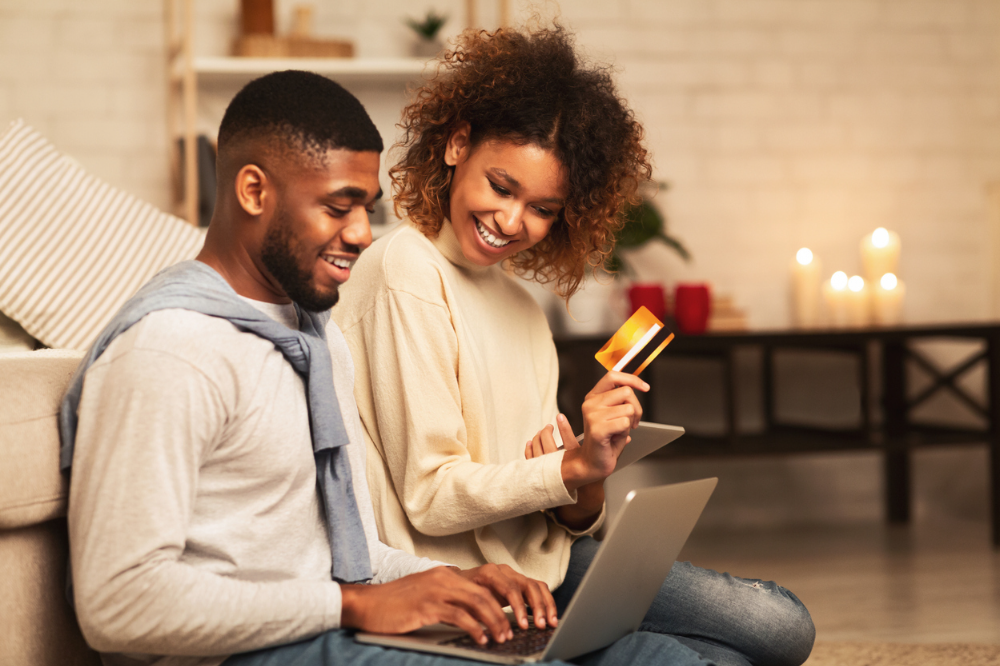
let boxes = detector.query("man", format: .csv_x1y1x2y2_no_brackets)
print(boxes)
62,71,712,666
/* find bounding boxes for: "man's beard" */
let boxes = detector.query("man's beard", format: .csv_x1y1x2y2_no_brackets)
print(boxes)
260,209,339,312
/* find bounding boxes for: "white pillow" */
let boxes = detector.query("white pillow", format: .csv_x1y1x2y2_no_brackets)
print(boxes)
0,119,205,350
0,311,34,352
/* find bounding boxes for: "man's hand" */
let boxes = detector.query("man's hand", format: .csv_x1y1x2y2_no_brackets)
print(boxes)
456,563,558,630
560,371,647,492
341,567,515,645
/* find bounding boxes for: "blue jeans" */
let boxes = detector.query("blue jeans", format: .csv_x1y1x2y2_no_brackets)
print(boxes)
223,626,716,666
553,537,815,666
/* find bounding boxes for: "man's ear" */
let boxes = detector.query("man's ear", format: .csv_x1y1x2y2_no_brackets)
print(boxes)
444,122,472,167
234,164,269,216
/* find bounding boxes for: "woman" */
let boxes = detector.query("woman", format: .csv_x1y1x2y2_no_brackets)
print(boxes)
334,26,814,666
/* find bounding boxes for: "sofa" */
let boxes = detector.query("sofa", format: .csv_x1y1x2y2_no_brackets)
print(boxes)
0,118,207,665
0,349,101,665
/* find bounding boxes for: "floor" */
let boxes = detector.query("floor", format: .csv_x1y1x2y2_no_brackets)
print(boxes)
677,516,1000,646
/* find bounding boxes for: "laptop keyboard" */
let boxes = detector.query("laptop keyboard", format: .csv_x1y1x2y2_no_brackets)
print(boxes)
443,623,556,656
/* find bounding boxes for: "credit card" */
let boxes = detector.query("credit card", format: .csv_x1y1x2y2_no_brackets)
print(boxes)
595,306,674,376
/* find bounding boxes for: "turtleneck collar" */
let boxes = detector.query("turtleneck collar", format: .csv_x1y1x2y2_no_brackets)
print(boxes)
428,217,492,272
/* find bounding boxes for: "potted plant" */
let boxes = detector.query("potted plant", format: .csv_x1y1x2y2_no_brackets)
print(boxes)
405,10,448,58
606,182,690,322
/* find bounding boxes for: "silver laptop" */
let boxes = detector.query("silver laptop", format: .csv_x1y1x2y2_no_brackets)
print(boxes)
356,477,718,664
599,421,684,470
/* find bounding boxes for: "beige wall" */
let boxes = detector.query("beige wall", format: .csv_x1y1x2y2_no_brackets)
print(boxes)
1,0,998,527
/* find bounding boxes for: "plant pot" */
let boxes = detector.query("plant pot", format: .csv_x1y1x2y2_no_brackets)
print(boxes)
627,282,667,322
411,39,443,59
674,283,711,335
559,277,620,337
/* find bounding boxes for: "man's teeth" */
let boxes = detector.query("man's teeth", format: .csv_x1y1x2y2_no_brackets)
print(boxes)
324,256,354,269
476,219,511,248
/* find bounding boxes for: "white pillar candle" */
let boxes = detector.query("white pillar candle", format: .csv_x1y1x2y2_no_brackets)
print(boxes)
790,248,821,328
873,272,905,326
823,271,850,328
846,275,869,327
861,227,901,285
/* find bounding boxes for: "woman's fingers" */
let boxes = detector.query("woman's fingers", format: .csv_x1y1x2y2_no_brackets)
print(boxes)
586,386,643,427
539,424,559,454
587,371,649,398
531,430,545,457
526,425,560,459
556,413,579,450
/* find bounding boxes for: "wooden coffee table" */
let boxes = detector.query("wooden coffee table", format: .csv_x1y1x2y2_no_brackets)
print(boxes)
554,322,1000,546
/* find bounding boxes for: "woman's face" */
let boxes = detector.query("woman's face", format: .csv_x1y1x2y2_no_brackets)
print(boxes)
444,125,568,267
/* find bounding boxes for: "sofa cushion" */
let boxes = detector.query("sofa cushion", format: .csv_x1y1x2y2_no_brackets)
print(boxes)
0,349,84,529
0,119,205,351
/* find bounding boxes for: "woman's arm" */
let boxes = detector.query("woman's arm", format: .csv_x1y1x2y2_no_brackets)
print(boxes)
352,288,576,536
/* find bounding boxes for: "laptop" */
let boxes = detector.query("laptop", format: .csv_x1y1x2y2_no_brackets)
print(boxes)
356,477,718,664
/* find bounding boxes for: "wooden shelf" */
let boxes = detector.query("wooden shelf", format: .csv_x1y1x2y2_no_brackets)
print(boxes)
192,56,432,83
165,0,435,225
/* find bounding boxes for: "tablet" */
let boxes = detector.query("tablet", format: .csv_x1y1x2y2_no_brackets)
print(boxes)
572,421,684,471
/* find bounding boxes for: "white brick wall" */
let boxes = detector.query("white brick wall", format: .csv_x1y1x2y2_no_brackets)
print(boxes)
0,0,170,210
546,0,1000,327
2,0,998,526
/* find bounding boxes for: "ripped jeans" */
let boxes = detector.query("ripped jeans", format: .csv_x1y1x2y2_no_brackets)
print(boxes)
552,537,816,666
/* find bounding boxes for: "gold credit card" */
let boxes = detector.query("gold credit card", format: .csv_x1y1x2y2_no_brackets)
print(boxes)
595,306,674,377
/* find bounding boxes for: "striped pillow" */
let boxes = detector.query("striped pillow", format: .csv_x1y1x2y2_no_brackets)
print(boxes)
0,119,205,350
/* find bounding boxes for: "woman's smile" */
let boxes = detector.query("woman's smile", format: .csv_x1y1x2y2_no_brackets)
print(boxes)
474,216,514,249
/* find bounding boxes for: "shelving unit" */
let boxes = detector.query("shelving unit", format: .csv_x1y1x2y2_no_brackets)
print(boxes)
193,56,430,82
164,0,429,225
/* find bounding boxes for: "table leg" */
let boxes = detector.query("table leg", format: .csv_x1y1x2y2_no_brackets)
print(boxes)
988,336,1000,547
882,340,910,524
762,345,775,431
724,348,738,445
859,343,872,435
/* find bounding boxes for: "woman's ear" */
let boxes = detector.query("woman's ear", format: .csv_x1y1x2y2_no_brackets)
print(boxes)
444,122,472,167
234,164,269,216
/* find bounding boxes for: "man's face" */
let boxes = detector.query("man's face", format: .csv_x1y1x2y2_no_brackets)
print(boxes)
260,149,381,311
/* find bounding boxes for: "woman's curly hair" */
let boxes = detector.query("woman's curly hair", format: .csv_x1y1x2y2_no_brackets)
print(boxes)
390,25,652,299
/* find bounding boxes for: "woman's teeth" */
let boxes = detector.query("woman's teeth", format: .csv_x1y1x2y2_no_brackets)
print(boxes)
324,256,354,270
476,219,511,248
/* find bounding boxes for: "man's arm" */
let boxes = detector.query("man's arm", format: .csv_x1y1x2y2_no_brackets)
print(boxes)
71,332,545,655
69,347,344,655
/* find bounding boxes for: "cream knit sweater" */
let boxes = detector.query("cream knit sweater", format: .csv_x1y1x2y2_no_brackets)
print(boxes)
334,220,603,591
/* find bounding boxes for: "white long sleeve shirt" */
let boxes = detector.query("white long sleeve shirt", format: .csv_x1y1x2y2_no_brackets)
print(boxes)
68,302,445,666
334,221,604,593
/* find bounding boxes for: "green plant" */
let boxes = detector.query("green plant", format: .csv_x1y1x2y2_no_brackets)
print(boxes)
606,182,690,277
405,10,448,41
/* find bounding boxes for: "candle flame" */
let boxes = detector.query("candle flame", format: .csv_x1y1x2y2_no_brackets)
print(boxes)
796,248,813,266
848,275,865,292
872,227,890,249
831,271,848,290
881,273,898,290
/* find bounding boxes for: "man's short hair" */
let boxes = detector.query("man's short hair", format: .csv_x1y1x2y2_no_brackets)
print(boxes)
218,70,383,162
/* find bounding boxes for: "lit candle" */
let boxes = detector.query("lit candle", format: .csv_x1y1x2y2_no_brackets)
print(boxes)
823,271,850,328
845,275,869,327
873,272,905,326
790,248,821,328
861,227,901,285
